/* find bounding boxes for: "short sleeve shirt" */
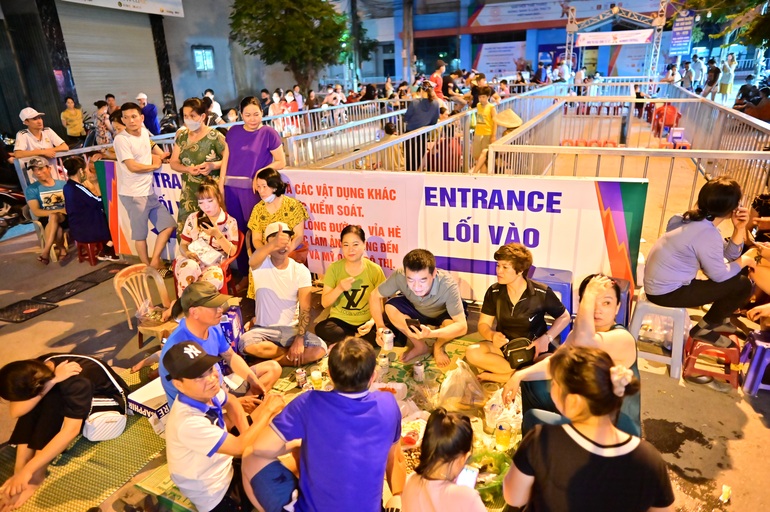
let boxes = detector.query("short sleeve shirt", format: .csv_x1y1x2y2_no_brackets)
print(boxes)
14,128,65,170
25,179,66,211
513,424,674,512
377,268,465,319
247,196,309,243
324,258,386,325
179,210,238,252
165,389,233,512
271,390,401,512
223,125,282,188
114,127,155,197
480,279,566,340
251,257,312,327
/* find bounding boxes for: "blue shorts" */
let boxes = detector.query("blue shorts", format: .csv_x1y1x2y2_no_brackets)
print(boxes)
239,325,328,353
249,460,297,512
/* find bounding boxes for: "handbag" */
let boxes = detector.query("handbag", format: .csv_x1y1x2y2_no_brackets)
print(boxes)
502,337,536,370
46,355,128,442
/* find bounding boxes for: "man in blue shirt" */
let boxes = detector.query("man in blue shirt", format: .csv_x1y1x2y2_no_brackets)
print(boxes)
136,93,160,135
159,282,281,408
23,157,68,264
243,337,406,512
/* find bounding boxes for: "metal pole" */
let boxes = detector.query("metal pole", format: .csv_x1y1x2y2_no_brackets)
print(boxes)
403,0,414,85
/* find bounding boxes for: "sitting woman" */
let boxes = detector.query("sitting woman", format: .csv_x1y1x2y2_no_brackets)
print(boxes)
62,156,119,261
401,408,486,512
315,225,385,347
644,177,755,347
503,275,641,436
0,355,129,510
503,345,674,512
466,243,570,383
174,178,239,296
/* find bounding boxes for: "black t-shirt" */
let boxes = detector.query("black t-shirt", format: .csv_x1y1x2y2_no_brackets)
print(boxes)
441,77,461,99
480,279,566,340
39,354,129,417
752,194,770,243
513,424,674,512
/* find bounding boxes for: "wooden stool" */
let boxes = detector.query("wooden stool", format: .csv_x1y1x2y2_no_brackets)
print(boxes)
77,241,104,266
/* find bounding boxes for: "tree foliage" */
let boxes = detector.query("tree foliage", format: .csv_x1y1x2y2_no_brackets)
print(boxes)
230,0,346,91
680,0,769,48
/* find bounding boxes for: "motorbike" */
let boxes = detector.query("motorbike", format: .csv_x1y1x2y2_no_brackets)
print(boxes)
0,182,29,239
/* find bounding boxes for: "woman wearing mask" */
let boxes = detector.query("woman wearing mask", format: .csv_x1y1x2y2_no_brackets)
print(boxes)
503,345,674,512
245,168,308,298
220,96,285,276
60,97,86,146
169,97,226,234
402,408,486,512
315,225,386,346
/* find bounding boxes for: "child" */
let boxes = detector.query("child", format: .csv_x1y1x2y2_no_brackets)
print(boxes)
472,86,497,164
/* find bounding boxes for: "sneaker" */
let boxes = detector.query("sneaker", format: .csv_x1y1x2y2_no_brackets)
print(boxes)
96,247,120,261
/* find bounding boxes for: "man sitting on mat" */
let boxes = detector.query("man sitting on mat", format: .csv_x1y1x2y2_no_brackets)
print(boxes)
164,341,285,512
369,248,467,367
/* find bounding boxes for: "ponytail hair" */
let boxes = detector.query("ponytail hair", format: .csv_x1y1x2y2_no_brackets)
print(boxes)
549,345,640,417
683,176,741,222
415,407,473,478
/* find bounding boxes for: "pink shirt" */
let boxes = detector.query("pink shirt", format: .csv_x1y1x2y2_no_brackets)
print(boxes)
401,473,486,512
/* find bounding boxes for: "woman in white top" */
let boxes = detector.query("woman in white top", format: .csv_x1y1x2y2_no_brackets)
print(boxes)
402,408,486,512
719,53,738,104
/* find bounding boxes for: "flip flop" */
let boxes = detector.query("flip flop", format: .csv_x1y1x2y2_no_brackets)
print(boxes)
157,267,172,278
37,255,50,265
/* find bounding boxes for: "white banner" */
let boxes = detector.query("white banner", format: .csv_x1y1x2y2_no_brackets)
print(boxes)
470,0,659,27
61,0,184,17
576,29,654,47
473,42,528,78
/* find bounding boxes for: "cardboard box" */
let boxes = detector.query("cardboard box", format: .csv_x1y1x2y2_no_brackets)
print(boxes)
128,378,170,435
219,305,243,353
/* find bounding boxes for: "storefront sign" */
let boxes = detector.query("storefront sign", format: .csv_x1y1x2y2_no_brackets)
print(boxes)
576,29,654,47
669,10,695,57
62,0,184,17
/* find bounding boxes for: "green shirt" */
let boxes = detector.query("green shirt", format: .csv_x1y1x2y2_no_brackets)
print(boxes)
324,258,386,325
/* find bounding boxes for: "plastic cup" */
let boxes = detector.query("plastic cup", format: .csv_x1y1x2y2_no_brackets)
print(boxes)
495,421,512,450
310,370,323,390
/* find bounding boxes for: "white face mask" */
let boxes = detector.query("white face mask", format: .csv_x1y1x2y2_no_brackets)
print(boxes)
264,193,277,204
185,119,202,131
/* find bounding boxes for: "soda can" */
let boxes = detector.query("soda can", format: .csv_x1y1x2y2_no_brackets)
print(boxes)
413,361,425,382
378,354,390,371
382,329,394,351
295,368,307,388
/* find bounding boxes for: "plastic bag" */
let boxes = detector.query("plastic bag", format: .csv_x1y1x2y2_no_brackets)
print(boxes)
484,388,523,433
438,360,486,412
135,299,164,323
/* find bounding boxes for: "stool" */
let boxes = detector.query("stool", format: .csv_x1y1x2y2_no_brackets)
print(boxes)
613,277,633,326
675,140,691,150
683,338,741,389
561,140,575,146
587,140,602,147
575,139,588,147
628,289,687,379
531,267,573,343
602,141,618,147
658,141,674,149
741,331,770,396
76,241,104,266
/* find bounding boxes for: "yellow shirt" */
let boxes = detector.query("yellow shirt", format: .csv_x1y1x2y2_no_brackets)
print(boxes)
474,102,496,137
61,108,85,137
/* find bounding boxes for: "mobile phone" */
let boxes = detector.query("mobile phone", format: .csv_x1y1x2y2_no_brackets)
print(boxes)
455,465,479,488
405,318,421,331
199,216,213,230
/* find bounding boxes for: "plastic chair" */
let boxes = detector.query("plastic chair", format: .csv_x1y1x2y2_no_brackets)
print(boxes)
575,139,588,147
531,267,573,343
114,264,178,349
658,141,675,149
627,288,687,379
172,231,245,298
587,140,602,147
683,337,741,389
613,277,633,326
561,140,575,146
76,241,104,266
740,331,770,396
675,140,691,150
32,220,70,263
602,141,618,147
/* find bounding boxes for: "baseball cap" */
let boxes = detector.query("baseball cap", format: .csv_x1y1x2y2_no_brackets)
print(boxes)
264,222,293,240
136,93,148,100
27,157,48,169
19,107,44,122
163,340,222,381
171,281,239,319
436,59,447,68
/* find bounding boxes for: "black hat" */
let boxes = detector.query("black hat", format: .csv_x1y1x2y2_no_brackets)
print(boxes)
163,340,222,381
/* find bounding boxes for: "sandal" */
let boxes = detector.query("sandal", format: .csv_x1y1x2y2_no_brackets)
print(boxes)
157,267,172,279
37,254,50,265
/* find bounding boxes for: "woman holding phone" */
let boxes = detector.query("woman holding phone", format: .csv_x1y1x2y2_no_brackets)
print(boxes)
315,225,386,347
173,179,238,296
402,408,486,512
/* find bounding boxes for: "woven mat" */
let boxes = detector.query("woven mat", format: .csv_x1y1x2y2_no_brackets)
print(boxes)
31,280,97,303
77,263,129,284
0,300,58,323
0,369,165,512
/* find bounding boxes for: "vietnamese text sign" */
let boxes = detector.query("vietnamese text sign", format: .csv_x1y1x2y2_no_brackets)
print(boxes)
576,29,654,47
670,11,695,57
62,0,184,17
469,0,660,27
473,42,528,77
